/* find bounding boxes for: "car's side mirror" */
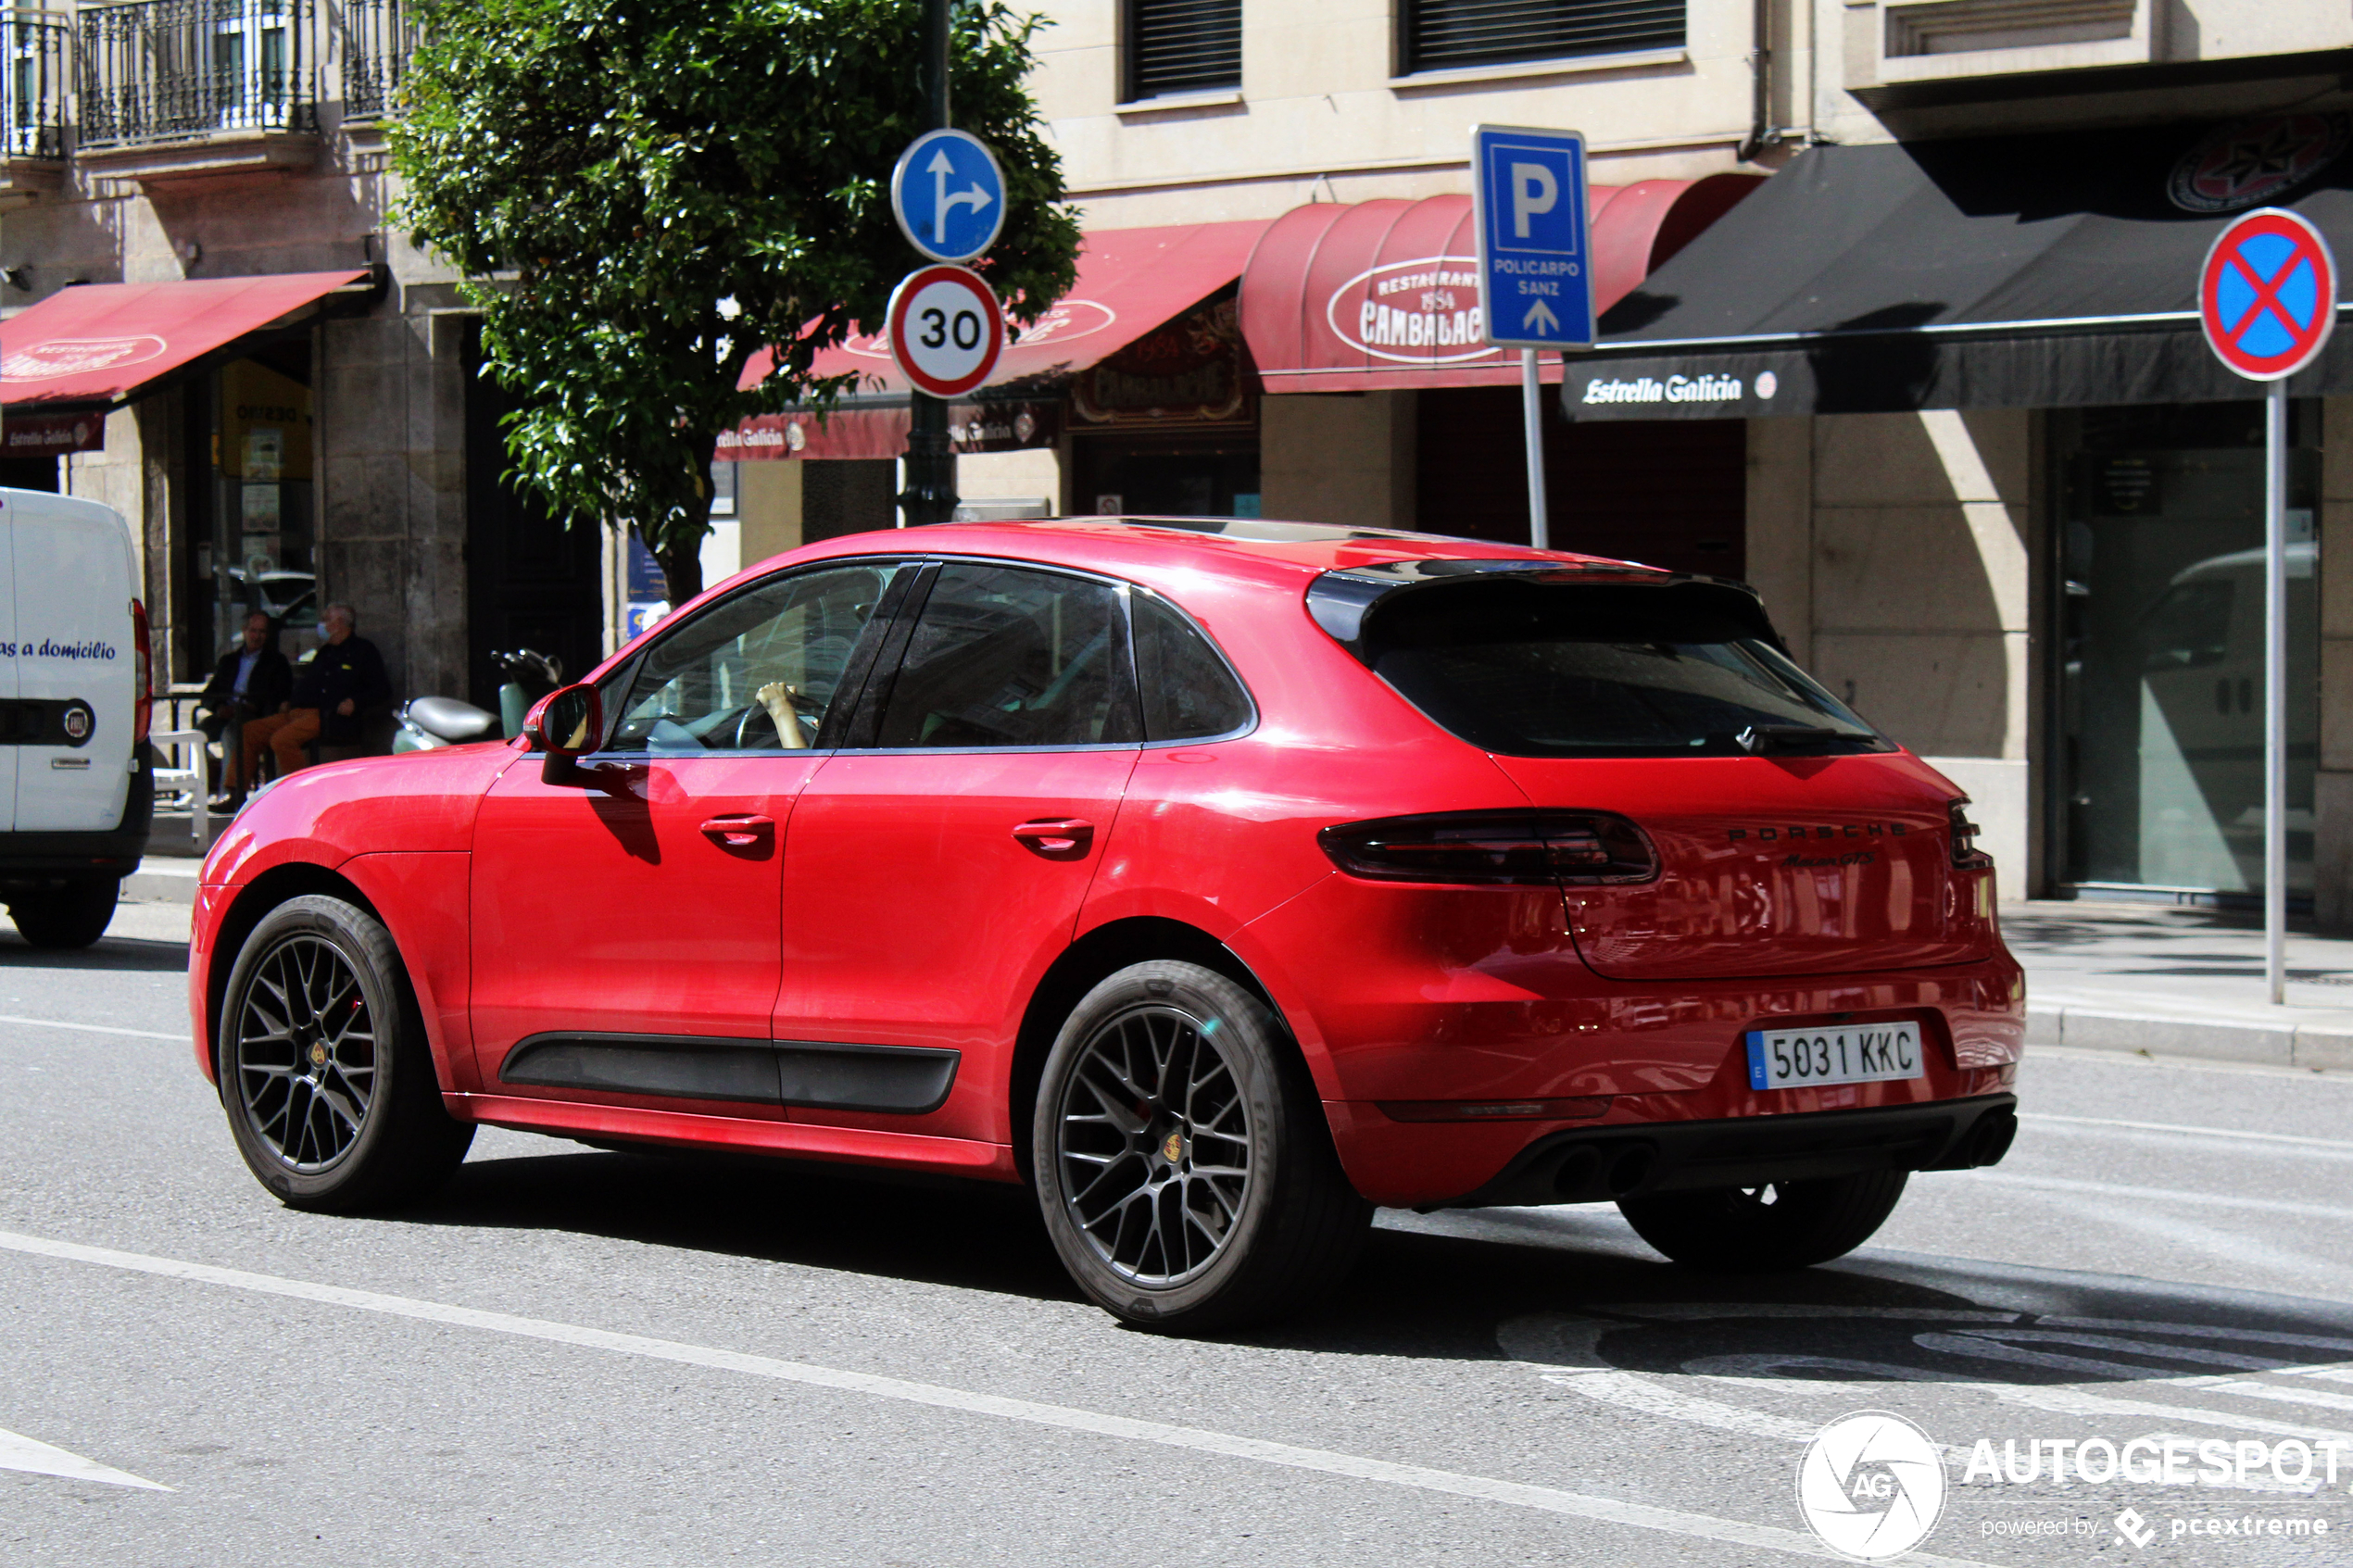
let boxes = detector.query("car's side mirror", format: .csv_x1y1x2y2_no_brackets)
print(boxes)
523,683,602,785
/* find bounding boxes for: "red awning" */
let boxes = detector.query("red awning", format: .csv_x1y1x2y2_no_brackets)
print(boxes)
0,270,371,408
730,220,1270,456
1237,178,1762,394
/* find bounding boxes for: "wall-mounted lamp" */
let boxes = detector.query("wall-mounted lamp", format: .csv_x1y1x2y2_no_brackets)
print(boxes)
2,267,28,292
175,238,202,267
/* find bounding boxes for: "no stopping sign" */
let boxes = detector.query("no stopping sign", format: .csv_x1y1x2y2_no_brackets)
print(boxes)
2200,207,2337,381
886,264,1005,398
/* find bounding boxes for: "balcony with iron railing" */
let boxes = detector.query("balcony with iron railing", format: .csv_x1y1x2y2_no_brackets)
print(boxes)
77,0,319,144
333,0,411,121
1,7,69,196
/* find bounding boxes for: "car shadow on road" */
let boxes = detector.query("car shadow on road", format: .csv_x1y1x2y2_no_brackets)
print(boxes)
387,1139,2353,1365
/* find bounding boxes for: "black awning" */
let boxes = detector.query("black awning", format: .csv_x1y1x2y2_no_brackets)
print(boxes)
1564,121,2353,420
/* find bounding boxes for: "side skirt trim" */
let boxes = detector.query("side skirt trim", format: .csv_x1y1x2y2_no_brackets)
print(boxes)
497,1032,960,1114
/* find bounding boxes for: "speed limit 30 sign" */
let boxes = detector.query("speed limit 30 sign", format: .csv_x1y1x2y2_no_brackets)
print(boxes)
886,264,1005,398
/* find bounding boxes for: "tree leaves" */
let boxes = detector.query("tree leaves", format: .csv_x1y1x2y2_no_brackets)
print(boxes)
391,0,1078,604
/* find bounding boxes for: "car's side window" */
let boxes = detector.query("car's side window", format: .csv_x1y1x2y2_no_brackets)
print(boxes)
1132,592,1252,742
610,564,900,754
873,563,1140,749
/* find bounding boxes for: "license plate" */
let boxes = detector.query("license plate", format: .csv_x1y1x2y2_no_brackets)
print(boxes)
1745,1022,1925,1091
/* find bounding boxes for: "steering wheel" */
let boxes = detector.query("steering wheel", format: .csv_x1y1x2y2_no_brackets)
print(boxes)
731,685,822,750
731,703,781,751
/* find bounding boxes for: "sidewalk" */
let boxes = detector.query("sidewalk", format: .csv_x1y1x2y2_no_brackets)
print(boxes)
2004,900,2353,1071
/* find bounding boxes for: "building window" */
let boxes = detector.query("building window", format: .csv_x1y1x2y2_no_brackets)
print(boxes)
1125,0,1241,102
1400,0,1684,76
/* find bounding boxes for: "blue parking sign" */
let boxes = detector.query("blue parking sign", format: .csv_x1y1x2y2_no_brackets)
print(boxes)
1473,125,1593,349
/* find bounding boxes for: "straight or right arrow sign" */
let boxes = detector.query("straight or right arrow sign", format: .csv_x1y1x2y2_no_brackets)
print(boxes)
1472,124,1594,351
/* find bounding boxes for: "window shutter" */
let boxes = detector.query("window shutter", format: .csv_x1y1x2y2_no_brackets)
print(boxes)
1403,0,1684,75
1126,0,1242,101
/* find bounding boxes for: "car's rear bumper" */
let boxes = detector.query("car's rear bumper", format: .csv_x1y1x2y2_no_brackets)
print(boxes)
1437,1093,2019,1210
1265,916,2027,1208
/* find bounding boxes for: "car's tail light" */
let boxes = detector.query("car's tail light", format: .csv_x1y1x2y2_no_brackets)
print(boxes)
1949,798,1991,870
130,597,152,746
1317,809,1657,886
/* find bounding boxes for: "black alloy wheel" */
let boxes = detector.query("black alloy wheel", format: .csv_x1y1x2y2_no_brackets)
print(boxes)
219,895,474,1210
1033,960,1371,1331
1616,1170,1909,1272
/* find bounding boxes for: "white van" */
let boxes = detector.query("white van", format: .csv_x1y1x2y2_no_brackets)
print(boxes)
0,488,152,947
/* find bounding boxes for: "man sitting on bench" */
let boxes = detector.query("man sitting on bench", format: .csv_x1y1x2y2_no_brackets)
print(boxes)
232,603,392,798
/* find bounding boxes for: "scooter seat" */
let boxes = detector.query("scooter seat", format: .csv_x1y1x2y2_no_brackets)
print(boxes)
408,696,500,744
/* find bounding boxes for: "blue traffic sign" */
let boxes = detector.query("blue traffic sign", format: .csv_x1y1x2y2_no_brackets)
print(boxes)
1471,124,1593,349
890,129,1007,264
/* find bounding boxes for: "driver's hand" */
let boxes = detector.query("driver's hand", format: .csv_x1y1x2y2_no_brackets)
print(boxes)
755,682,808,749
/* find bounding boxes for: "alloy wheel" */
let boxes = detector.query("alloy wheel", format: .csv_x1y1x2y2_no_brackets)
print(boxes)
1054,1003,1254,1286
234,935,378,1172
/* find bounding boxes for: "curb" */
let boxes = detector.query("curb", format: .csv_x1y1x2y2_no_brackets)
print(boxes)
2028,998,2353,1072
123,861,200,906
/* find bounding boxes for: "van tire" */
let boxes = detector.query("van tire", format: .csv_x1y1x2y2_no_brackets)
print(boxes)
1033,960,1372,1333
1617,1171,1908,1272
219,894,474,1211
8,877,120,948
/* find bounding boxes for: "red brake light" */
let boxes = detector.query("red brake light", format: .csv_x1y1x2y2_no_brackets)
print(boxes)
1317,809,1657,886
130,597,152,746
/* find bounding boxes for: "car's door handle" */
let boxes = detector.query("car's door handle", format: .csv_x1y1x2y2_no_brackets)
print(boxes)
699,814,775,849
1013,818,1093,858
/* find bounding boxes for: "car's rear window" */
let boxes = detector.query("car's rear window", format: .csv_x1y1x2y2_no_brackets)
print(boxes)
1358,580,1889,759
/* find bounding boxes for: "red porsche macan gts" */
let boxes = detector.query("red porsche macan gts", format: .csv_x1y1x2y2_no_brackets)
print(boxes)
190,518,2023,1329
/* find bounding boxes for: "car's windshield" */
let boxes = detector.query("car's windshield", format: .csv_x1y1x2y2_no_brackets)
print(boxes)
1358,580,1888,759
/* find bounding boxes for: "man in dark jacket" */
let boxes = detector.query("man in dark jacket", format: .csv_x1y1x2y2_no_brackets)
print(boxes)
233,603,393,796
197,612,293,807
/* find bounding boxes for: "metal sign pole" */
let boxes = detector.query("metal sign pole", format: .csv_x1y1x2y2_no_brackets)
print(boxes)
2196,207,2333,1008
2265,378,2287,1004
1521,348,1549,549
898,0,958,527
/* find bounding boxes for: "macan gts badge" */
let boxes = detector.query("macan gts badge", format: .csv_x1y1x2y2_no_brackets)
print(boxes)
191,518,2023,1330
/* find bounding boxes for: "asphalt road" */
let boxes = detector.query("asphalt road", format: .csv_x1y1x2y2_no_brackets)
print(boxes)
4,907,2350,1567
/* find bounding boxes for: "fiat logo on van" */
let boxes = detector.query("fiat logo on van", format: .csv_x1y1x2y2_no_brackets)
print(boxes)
60,700,94,746
1728,822,1908,843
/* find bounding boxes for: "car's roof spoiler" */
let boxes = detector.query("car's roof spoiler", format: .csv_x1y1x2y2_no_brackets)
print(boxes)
1304,560,1788,661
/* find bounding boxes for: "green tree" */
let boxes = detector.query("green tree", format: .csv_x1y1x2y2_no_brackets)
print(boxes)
392,0,1078,606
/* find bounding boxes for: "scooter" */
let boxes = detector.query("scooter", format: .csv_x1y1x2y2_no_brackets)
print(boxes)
393,647,565,752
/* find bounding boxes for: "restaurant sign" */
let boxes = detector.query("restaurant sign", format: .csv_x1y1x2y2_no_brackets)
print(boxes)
1073,295,1252,426
1325,257,1504,368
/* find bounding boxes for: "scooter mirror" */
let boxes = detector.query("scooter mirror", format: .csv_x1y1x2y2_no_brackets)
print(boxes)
522,683,603,784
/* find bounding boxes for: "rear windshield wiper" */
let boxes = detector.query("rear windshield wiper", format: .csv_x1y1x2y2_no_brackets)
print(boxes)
1737,723,1859,755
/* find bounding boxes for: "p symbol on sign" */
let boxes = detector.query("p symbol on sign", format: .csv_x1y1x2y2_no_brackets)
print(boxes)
1512,162,1558,238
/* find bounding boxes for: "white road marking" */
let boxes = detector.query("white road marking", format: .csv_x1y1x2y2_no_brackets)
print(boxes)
0,1014,183,1043
2021,1112,2353,1155
1955,1170,2353,1221
0,1228,1997,1568
1541,1368,1973,1463
0,1426,169,1491
1503,1311,2353,1489
2041,1317,2353,1354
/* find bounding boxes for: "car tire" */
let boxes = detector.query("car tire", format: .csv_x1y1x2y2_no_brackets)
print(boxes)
8,876,120,948
219,894,474,1212
1033,960,1371,1333
1617,1171,1908,1272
